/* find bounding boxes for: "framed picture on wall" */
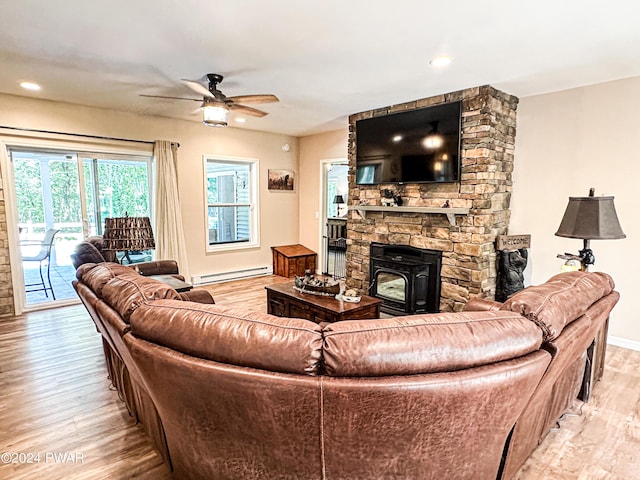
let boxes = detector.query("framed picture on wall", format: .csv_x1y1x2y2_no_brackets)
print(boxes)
268,169,295,191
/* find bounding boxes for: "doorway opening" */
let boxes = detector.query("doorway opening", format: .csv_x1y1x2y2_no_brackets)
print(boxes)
320,160,348,278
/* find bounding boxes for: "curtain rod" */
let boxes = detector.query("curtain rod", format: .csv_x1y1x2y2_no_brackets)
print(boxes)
0,125,180,148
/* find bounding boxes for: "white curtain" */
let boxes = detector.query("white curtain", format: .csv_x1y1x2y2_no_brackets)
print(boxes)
153,140,190,280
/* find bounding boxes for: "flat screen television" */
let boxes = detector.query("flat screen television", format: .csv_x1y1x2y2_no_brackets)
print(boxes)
355,101,462,185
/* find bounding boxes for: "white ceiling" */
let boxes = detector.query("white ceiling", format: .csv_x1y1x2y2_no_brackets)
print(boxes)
1,1,639,137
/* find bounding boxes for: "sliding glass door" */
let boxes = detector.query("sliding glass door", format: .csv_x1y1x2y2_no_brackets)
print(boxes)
10,148,152,308
81,156,152,236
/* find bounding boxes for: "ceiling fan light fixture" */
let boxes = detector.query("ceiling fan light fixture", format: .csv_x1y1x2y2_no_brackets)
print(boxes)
202,101,229,127
143,73,277,126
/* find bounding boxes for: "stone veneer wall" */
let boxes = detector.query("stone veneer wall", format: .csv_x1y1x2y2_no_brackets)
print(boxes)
0,173,15,317
346,85,518,311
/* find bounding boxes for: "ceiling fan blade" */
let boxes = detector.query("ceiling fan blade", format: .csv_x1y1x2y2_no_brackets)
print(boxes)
229,104,268,117
181,79,214,98
140,94,201,102
227,94,279,104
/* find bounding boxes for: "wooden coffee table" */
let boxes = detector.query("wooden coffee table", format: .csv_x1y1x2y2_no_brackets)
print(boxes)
266,280,381,324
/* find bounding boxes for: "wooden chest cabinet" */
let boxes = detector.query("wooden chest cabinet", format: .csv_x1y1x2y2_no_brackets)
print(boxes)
271,244,317,278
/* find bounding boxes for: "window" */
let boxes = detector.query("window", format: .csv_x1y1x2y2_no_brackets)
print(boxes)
205,156,259,251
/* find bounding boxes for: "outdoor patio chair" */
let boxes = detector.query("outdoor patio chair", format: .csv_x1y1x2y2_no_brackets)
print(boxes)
21,228,59,300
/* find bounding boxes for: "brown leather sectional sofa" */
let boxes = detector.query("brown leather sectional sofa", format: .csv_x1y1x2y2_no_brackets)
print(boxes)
73,263,619,480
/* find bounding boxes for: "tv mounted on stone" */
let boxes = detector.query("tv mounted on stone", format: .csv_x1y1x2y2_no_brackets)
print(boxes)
355,101,462,185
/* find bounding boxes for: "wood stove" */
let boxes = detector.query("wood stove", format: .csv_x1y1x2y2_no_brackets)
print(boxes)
369,243,442,315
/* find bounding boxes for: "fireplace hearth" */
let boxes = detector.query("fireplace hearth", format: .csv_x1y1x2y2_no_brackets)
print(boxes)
369,243,442,315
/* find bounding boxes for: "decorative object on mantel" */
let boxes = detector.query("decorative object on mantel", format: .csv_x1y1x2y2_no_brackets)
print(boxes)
380,189,403,207
555,188,625,271
442,200,450,208
495,234,531,302
294,270,341,296
381,189,395,207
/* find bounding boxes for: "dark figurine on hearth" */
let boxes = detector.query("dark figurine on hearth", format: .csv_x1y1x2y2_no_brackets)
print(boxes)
496,249,528,302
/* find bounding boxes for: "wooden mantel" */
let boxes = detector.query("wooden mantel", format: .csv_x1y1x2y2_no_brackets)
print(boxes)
348,205,469,226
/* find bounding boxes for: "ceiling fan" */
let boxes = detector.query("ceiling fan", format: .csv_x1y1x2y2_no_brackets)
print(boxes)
141,73,279,127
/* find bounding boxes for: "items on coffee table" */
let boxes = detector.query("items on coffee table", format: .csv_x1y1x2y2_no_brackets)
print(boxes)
294,270,340,296
266,280,381,323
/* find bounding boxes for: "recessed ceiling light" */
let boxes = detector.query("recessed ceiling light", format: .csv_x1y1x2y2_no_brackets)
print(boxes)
20,81,41,91
235,117,246,123
429,56,452,67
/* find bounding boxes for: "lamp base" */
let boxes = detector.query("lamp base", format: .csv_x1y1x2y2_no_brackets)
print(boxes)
578,247,595,270
557,248,594,271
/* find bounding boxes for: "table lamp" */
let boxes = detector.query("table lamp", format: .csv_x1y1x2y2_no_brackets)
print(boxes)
103,215,155,264
333,195,345,217
555,188,625,271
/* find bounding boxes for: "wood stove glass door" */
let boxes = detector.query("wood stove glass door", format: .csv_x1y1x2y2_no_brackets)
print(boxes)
375,270,407,307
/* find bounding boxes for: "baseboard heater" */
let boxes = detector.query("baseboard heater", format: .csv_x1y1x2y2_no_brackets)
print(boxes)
191,265,273,286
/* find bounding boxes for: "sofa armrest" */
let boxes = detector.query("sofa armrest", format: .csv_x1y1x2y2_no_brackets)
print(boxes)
133,260,180,277
179,289,215,304
463,298,503,312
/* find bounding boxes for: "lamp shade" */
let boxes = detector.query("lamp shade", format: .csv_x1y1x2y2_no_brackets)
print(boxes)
555,195,625,240
103,216,156,251
333,195,345,204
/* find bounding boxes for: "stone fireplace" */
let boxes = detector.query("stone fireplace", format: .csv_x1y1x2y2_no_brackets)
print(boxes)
346,86,518,312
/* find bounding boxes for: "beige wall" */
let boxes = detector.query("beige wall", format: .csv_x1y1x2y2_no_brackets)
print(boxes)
511,77,639,346
0,94,299,287
298,129,348,255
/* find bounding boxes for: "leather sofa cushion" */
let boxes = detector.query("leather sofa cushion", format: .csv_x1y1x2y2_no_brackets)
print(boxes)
129,302,323,375
133,260,179,276
322,310,543,377
76,262,136,297
102,275,182,322
464,297,503,312
500,271,615,341
72,241,105,266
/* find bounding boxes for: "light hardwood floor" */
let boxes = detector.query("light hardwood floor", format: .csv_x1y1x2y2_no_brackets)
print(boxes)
1,275,638,479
